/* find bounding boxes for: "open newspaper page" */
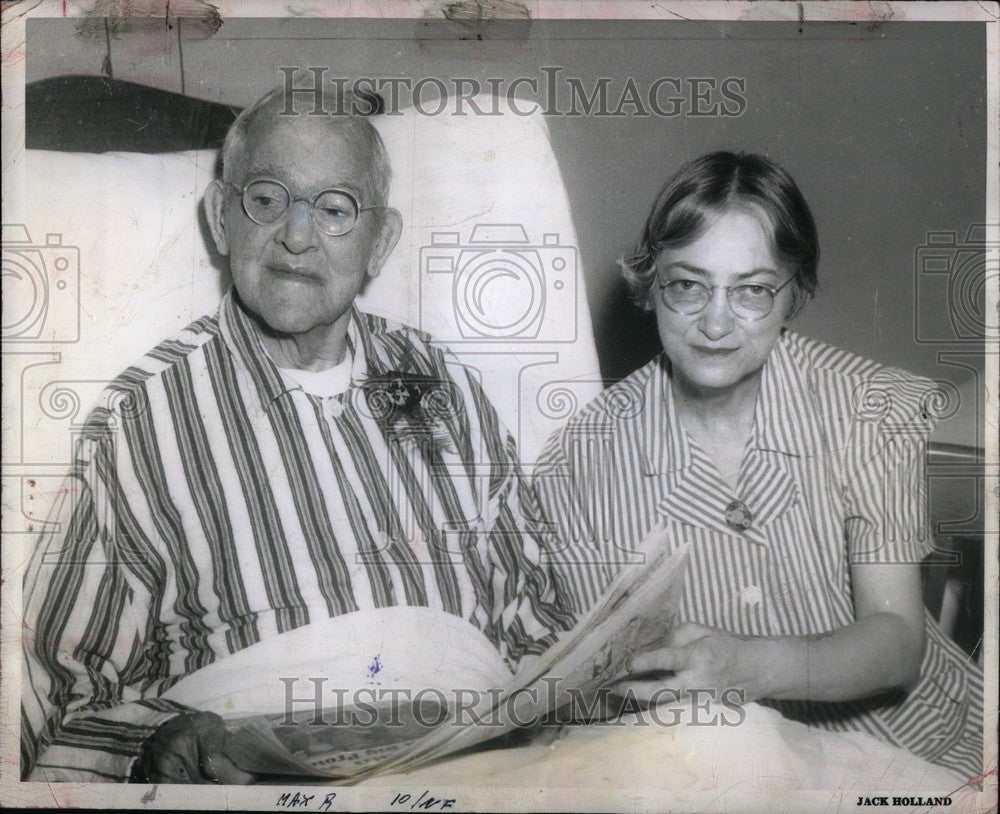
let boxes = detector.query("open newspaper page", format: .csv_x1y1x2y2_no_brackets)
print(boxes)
359,532,690,780
163,527,688,781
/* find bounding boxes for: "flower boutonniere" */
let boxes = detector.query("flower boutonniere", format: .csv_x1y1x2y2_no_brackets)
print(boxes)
362,371,459,454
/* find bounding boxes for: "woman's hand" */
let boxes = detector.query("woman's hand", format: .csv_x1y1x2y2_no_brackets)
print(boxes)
612,622,764,705
614,560,927,707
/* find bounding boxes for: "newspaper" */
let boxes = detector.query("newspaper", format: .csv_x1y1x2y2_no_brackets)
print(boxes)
198,529,688,781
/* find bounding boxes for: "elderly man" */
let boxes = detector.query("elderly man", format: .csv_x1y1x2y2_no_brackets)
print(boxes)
21,87,573,784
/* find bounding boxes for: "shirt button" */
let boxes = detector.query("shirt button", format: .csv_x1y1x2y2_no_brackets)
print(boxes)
377,530,392,552
742,585,763,606
325,399,345,419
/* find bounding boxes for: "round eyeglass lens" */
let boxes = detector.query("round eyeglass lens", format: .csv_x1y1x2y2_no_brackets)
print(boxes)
662,280,710,314
243,180,291,224
731,285,775,317
312,189,359,235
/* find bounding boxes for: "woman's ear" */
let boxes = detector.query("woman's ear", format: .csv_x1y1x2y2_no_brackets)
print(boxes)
204,179,230,257
365,207,402,279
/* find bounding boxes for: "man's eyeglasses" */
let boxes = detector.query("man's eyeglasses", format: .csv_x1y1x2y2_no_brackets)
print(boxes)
225,179,386,236
656,273,795,321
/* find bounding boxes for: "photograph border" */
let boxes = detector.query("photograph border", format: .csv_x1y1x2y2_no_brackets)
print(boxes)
2,1,996,811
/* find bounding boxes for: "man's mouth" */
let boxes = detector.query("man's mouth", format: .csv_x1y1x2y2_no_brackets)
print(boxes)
267,263,320,281
691,345,739,357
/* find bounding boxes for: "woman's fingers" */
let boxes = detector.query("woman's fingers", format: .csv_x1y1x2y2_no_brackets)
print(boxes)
610,679,665,703
629,645,690,675
667,622,715,647
609,630,758,703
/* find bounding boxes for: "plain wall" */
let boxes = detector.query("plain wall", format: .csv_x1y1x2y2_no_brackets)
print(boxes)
26,17,990,445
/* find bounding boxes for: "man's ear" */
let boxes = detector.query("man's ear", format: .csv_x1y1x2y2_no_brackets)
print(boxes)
204,179,230,257
366,208,402,279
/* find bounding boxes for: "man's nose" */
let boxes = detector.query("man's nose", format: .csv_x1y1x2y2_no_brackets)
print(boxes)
697,287,736,340
274,200,318,253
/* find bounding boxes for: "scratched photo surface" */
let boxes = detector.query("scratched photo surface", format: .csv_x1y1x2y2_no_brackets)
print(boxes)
1,2,997,812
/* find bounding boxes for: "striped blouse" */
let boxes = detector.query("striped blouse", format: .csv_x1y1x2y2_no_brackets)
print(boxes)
533,330,982,779
21,289,573,782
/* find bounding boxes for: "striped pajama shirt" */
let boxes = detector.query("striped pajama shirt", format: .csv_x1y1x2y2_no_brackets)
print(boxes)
21,289,573,782
534,330,983,779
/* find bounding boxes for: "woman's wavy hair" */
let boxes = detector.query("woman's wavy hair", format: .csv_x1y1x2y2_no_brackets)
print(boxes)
621,151,819,317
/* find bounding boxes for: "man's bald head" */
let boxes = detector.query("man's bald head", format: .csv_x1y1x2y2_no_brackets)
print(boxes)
204,84,403,365
221,86,392,207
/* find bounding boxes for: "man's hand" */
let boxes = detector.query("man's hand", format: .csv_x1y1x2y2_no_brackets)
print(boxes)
612,622,763,704
137,712,256,784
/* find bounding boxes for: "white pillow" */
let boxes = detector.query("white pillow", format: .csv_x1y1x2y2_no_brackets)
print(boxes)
15,95,601,479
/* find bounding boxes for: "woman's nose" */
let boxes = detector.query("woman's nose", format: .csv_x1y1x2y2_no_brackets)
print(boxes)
275,200,318,253
697,287,736,340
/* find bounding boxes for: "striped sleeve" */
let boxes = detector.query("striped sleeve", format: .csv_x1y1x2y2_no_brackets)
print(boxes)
841,368,938,565
21,416,193,782
452,359,576,669
532,432,615,617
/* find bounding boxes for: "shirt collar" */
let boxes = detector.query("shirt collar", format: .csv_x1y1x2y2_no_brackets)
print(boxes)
641,355,693,475
641,330,818,475
218,287,378,413
752,330,820,458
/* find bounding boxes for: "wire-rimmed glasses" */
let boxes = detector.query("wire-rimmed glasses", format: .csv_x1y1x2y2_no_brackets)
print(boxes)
225,178,386,236
657,273,795,320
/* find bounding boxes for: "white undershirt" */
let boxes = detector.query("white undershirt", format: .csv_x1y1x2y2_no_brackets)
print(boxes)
278,355,353,398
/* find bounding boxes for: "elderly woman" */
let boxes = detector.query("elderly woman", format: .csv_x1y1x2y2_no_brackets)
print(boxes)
534,151,982,778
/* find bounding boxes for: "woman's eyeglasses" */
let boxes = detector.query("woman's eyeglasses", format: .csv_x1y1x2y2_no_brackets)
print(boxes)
657,275,795,320
224,179,386,236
